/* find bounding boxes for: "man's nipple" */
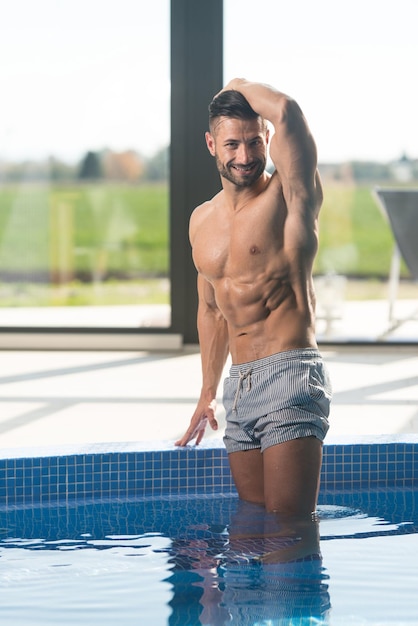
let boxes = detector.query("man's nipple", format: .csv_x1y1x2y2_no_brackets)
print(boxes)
250,245,261,255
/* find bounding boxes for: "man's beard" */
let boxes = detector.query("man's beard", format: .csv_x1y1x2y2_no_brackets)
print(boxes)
215,155,266,188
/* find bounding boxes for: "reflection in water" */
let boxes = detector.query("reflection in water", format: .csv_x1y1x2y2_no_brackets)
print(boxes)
1,491,417,624
167,500,330,626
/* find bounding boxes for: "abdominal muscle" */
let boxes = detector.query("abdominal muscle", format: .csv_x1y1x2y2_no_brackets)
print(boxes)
214,276,317,364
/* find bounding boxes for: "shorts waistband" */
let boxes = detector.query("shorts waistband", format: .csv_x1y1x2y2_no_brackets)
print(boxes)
229,348,322,377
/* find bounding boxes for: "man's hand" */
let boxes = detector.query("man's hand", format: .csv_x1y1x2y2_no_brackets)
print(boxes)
175,399,218,446
214,77,247,100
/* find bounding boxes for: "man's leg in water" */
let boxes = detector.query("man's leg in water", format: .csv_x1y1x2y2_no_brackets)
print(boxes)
263,436,323,515
228,438,323,562
228,436,322,516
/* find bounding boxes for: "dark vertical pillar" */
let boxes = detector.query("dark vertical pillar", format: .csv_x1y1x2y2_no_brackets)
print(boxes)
170,0,223,344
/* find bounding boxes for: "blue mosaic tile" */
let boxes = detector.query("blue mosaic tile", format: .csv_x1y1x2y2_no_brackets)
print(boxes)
0,441,417,507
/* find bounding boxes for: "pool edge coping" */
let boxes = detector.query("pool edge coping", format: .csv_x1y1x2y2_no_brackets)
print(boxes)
1,433,418,460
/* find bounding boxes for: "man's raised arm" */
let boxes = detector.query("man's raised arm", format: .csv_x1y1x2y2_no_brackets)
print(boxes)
221,78,321,210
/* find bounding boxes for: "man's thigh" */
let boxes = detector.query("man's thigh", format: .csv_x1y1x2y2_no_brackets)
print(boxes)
228,436,323,515
228,449,264,505
263,436,323,516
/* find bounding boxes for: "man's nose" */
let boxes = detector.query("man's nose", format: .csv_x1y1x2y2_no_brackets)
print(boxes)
236,143,251,163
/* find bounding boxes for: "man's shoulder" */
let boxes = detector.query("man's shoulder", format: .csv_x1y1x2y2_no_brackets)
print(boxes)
192,199,211,218
191,191,222,221
189,193,222,242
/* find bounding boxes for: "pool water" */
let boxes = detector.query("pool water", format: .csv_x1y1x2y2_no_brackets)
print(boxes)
0,489,417,625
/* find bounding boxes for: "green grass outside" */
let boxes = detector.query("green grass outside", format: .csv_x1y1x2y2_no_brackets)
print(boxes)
0,182,169,275
315,184,397,277
0,181,413,307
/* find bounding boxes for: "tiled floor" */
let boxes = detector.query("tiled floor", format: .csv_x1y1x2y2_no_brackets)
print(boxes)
0,344,417,456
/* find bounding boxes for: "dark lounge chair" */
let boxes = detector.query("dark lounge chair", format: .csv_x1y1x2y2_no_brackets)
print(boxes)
374,187,418,338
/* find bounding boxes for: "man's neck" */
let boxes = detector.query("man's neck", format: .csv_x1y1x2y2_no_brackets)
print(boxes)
221,171,271,212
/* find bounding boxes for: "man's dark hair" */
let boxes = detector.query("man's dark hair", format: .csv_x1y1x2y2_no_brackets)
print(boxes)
208,89,260,130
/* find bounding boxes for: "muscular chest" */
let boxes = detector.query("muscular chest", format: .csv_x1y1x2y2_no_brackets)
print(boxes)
192,207,285,281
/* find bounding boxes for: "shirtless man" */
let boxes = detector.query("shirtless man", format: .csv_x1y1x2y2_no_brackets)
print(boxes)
176,79,331,519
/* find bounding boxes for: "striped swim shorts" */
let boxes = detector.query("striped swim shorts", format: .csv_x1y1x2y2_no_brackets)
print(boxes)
222,348,332,454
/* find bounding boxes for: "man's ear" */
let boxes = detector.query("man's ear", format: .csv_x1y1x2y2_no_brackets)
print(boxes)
205,131,216,156
265,128,270,145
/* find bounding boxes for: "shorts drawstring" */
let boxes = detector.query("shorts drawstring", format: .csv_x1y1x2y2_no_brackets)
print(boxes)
232,368,253,412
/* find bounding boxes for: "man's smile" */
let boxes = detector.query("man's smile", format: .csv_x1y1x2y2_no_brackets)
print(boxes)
232,163,255,171
230,162,257,174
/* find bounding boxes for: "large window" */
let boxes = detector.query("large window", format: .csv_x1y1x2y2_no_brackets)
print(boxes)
224,0,418,342
0,0,170,331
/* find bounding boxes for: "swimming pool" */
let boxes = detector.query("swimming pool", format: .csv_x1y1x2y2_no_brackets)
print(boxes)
1,438,417,625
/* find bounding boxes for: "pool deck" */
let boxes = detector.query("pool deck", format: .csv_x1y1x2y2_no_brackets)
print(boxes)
0,343,417,458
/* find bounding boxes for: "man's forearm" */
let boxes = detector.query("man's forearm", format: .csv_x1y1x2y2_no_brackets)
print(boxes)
221,78,290,126
197,307,229,400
